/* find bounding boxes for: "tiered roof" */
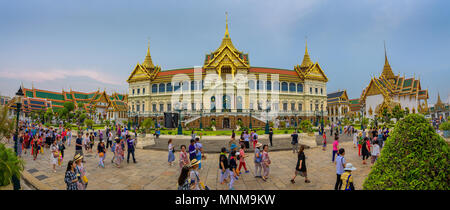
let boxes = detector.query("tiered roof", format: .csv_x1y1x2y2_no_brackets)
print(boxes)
327,90,349,106
349,98,361,112
19,87,127,112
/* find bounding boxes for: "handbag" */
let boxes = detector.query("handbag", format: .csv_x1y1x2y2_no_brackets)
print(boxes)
99,152,104,158
82,175,88,184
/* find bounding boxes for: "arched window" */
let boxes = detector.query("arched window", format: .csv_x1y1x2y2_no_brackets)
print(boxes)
257,80,264,90
191,81,196,91
273,81,280,91
237,96,243,111
266,81,272,91
166,83,172,92
210,96,216,112
174,82,180,92
182,81,189,91
159,84,165,93
152,84,157,93
248,80,255,90
289,83,296,92
281,82,288,92
297,83,303,92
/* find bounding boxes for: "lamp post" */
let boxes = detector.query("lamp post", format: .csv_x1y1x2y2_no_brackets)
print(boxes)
321,110,324,135
199,110,203,130
175,108,182,135
265,107,270,134
13,86,24,190
294,113,298,129
249,109,252,130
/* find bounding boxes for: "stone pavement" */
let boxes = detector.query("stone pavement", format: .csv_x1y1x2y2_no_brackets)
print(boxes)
13,137,371,190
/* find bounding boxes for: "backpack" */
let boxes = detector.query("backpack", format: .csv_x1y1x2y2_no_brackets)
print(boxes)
255,151,262,163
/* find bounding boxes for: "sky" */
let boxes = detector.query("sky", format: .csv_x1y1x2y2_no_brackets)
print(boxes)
0,0,449,105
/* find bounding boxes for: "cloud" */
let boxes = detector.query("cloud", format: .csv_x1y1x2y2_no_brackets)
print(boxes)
0,69,124,86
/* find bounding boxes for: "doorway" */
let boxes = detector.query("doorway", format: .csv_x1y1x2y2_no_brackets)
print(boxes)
223,118,230,129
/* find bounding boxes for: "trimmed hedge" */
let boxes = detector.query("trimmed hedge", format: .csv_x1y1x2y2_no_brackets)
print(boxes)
363,114,449,190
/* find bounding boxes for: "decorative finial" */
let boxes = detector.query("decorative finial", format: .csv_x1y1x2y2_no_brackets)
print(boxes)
224,12,229,38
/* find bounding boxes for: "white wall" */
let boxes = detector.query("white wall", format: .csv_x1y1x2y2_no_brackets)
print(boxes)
393,95,418,112
365,94,383,119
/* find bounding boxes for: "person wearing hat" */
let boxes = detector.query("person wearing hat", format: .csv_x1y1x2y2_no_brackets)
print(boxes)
341,163,356,190
189,159,201,190
254,142,263,178
73,153,87,190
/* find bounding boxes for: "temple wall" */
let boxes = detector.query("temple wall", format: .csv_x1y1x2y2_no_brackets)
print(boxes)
365,94,383,119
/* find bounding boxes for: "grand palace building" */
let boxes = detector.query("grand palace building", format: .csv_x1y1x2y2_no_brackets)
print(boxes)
127,15,329,129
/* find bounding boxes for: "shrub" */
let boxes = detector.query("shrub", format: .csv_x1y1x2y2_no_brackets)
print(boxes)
299,120,313,133
363,114,449,190
439,121,450,131
0,143,24,186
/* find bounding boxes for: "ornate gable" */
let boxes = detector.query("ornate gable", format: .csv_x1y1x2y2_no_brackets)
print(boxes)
203,13,249,78
127,63,151,83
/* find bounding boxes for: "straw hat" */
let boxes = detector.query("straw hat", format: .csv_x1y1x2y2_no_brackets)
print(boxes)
344,163,357,171
73,153,83,161
190,159,201,166
255,142,263,148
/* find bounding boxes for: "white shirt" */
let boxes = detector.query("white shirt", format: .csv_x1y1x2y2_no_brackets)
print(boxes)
371,144,380,156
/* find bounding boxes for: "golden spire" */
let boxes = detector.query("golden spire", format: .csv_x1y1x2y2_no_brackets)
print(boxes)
300,37,313,68
224,12,230,38
382,41,395,79
143,39,154,69
436,92,444,108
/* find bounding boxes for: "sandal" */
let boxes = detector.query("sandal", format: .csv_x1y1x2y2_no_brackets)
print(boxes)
290,179,295,184
305,180,311,183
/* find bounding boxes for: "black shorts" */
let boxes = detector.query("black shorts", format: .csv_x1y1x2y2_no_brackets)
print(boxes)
244,141,249,149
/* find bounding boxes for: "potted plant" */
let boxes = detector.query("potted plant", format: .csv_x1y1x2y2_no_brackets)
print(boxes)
0,144,25,190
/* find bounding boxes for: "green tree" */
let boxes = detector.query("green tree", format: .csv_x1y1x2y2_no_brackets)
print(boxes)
392,105,404,121
363,114,449,190
142,118,154,133
0,105,15,143
84,119,94,129
57,107,69,123
361,117,369,129
63,101,75,113
44,108,53,123
381,107,391,124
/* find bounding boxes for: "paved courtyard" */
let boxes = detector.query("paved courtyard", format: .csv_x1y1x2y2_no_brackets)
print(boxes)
14,137,372,190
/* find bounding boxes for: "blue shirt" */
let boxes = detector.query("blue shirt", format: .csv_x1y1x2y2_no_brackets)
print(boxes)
336,155,346,175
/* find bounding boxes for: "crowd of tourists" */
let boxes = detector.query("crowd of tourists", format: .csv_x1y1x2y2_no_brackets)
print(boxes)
9,120,140,190
10,118,392,191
